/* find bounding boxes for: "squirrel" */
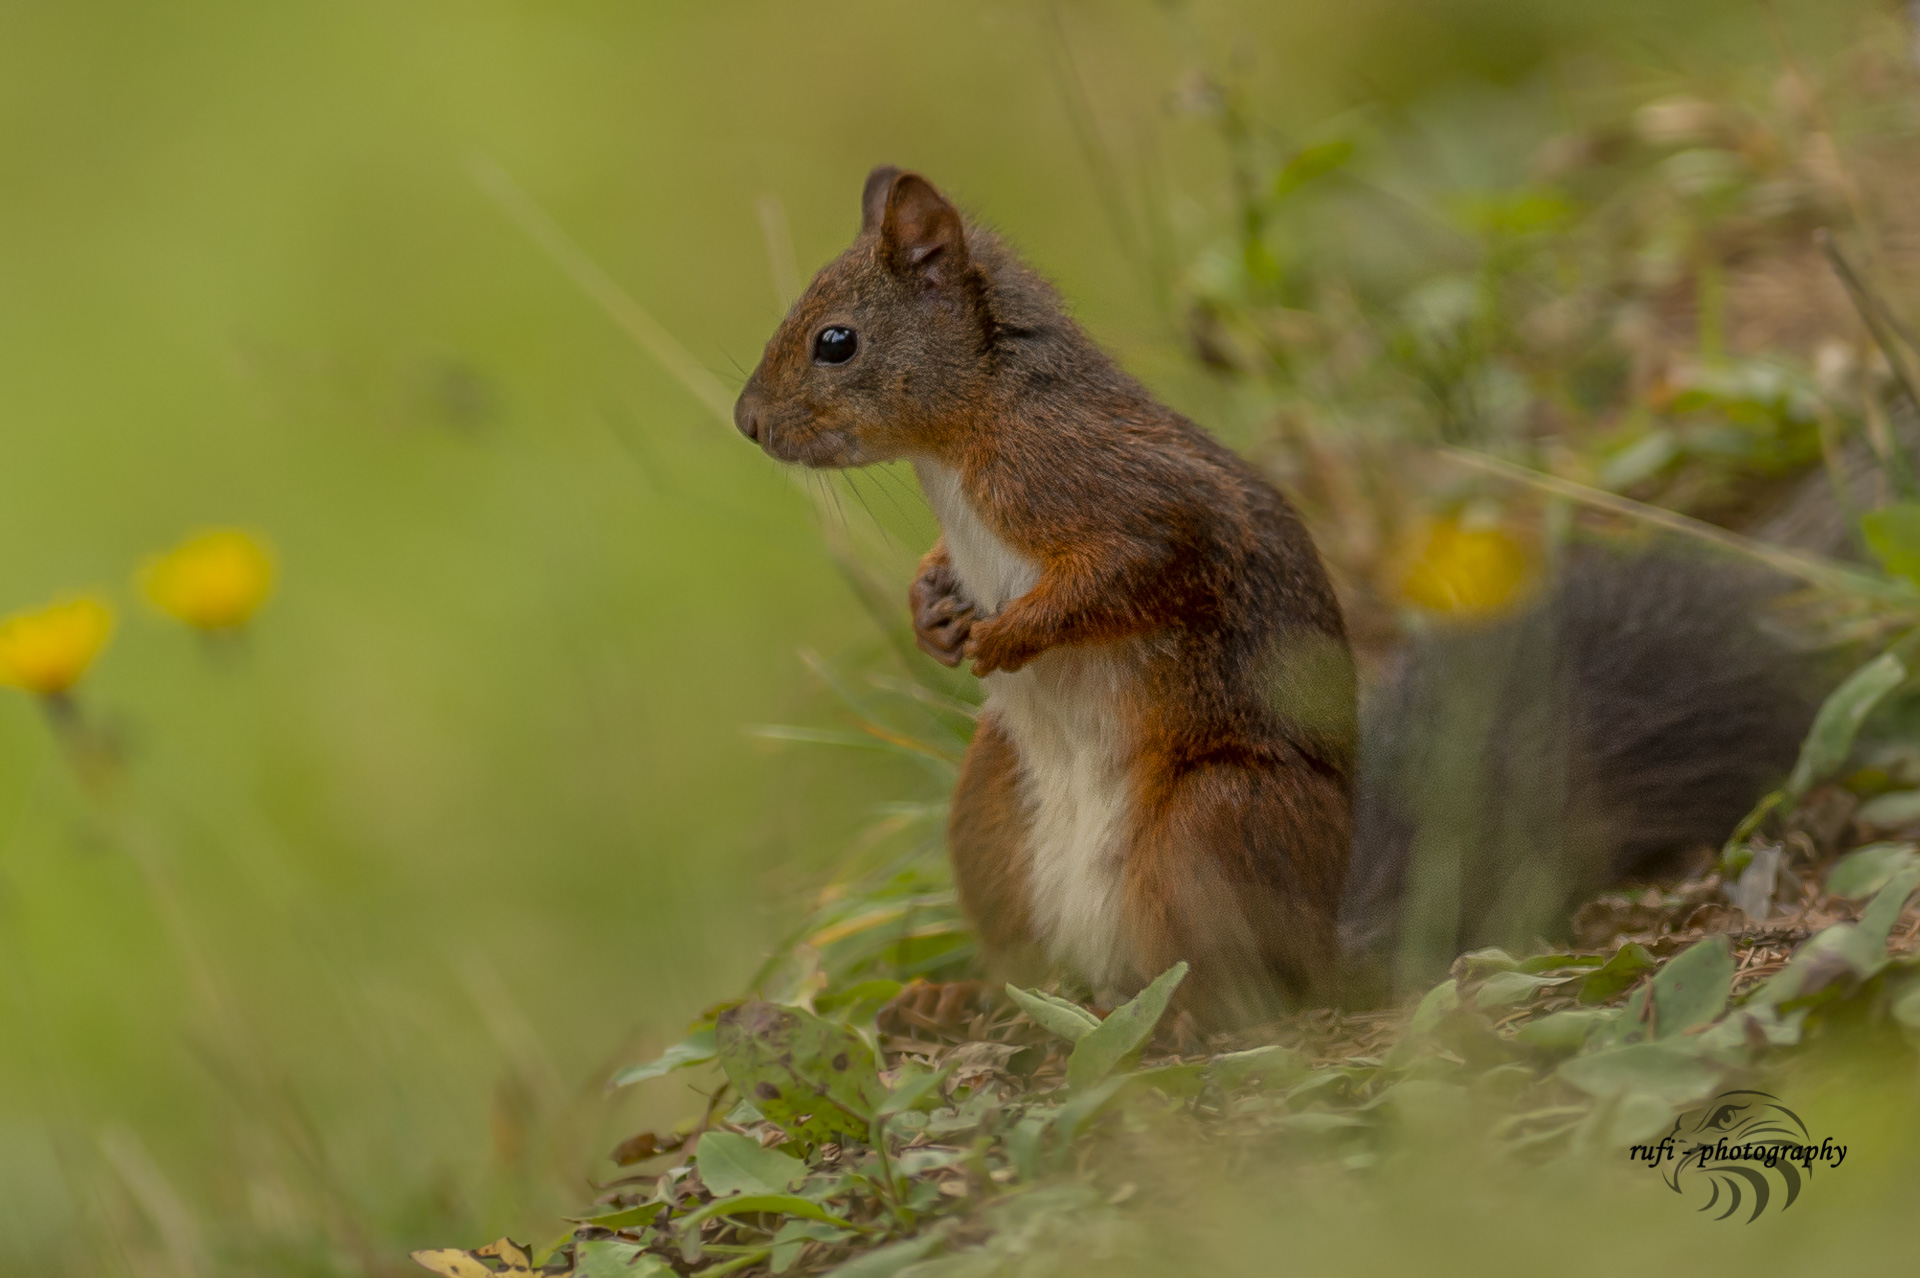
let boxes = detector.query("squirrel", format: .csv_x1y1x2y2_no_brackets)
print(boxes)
733,166,1814,1027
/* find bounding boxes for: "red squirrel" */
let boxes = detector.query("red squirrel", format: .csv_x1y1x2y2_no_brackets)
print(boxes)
734,167,1812,1025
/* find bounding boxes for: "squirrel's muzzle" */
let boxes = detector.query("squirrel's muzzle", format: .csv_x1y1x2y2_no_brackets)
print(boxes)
733,388,763,444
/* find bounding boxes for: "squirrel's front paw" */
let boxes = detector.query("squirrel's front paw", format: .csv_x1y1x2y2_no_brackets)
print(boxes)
910,561,977,668
963,617,1043,676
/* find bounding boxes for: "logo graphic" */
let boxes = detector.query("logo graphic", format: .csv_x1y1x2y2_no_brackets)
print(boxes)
1627,1090,1849,1223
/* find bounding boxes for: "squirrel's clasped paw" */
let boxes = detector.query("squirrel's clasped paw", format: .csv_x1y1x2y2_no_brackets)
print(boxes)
911,562,978,668
962,616,1043,676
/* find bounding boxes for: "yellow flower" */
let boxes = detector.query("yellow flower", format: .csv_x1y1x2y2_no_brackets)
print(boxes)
1398,515,1532,617
140,529,277,631
0,595,115,697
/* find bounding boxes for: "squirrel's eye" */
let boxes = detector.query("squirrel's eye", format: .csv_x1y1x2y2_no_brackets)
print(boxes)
813,326,858,365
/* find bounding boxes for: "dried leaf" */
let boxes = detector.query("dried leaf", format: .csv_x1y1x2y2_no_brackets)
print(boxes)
412,1239,549,1278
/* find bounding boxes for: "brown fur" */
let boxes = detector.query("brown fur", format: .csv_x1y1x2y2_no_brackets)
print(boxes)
736,167,1355,1024
946,714,1045,977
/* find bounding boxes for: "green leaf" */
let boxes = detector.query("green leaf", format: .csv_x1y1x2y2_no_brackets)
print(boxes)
1128,1061,1211,1096
1787,650,1908,800
1005,1112,1052,1181
1648,936,1733,1038
1270,1111,1369,1134
770,1222,853,1275
1285,1069,1360,1105
610,1026,718,1089
1689,1005,1804,1065
822,1232,944,1278
1048,1074,1132,1145
813,979,906,1019
1558,1043,1722,1107
876,1062,950,1118
888,1255,999,1278
1065,962,1188,1090
1512,1008,1617,1053
894,1148,966,1177
1002,985,1101,1042
1829,842,1920,898
1892,976,1920,1030
1208,1044,1307,1089
578,1200,670,1230
1364,1079,1471,1124
1579,942,1657,1003
1475,970,1573,1007
1749,926,1860,1008
677,1193,858,1233
1853,864,1920,958
1855,791,1920,829
575,1240,674,1278
714,1002,885,1144
1455,947,1520,976
694,1130,808,1198
1406,979,1460,1033
1862,504,1920,585
1605,1092,1683,1147
1516,953,1603,974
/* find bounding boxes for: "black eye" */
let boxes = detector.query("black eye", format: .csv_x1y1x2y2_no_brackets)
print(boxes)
813,326,858,365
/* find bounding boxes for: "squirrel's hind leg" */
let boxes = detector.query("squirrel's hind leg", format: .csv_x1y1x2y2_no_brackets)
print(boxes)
1122,755,1349,1027
948,712,1047,982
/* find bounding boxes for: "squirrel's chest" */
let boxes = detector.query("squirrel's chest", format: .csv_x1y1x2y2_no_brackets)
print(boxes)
913,459,1137,992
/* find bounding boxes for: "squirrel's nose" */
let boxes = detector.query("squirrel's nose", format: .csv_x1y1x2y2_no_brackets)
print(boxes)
733,392,762,443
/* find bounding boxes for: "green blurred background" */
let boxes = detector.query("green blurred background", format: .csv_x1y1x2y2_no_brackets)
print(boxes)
0,1,1893,1274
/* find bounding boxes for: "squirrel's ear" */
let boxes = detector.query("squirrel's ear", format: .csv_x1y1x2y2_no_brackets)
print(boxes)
860,165,901,236
876,171,969,287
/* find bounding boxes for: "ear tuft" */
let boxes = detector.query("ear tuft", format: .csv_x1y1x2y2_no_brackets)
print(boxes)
860,165,902,235
877,172,968,287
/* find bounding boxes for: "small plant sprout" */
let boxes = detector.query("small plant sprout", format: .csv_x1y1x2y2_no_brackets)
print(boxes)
140,528,277,634
0,593,115,709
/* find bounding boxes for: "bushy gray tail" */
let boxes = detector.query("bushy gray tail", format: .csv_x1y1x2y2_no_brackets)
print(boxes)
1339,548,1819,1003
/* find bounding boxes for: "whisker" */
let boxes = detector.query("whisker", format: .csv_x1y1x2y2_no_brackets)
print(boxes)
841,471,895,547
858,465,917,533
825,471,850,533
872,462,926,513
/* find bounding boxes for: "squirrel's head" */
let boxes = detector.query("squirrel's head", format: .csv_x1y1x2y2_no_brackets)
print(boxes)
735,166,992,468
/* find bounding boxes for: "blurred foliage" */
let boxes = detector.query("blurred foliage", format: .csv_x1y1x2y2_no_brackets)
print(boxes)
551,836,1920,1276
1175,0,1920,644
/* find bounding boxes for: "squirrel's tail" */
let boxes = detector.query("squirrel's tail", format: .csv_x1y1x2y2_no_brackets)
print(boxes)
1338,547,1819,1003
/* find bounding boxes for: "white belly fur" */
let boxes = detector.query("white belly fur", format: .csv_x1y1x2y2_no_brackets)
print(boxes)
912,458,1135,992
